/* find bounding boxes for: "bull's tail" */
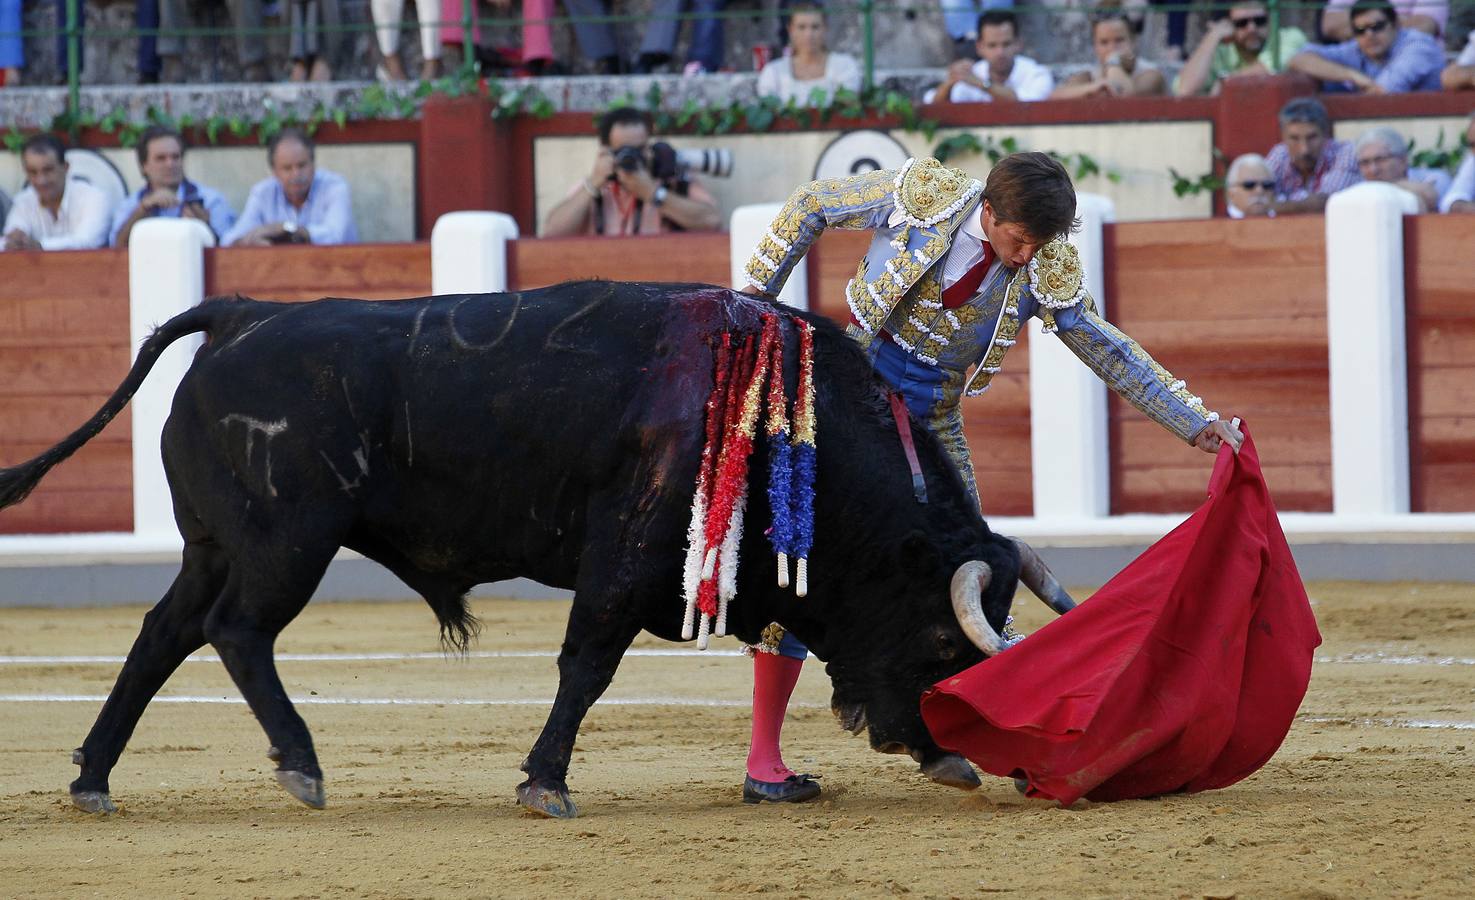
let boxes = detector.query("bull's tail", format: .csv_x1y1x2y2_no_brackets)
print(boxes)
0,302,226,513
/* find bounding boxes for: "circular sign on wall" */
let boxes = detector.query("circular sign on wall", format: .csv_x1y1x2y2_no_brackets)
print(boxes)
813,130,910,181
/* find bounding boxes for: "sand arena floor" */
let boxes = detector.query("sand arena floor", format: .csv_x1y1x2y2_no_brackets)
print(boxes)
1,582,1472,899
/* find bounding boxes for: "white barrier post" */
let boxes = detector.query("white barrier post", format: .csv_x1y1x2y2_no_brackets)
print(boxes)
1027,193,1115,519
1325,183,1418,515
431,211,520,295
128,218,214,540
729,203,808,310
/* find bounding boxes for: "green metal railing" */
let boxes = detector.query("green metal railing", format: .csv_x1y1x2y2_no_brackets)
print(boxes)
7,0,1465,129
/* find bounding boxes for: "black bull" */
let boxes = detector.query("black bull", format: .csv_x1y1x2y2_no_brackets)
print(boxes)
0,281,1070,818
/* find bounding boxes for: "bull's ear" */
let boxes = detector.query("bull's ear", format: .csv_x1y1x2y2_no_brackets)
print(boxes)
898,531,941,579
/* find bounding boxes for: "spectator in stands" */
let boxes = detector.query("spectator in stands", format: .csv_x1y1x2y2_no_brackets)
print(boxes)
1442,28,1475,90
1289,0,1443,93
1175,1,1307,96
223,128,358,246
1438,112,1475,213
1225,153,1276,218
1050,9,1166,99
2,0,23,85
158,0,269,82
542,106,722,236
1353,126,1450,212
939,0,1013,62
756,2,861,104
110,127,236,248
924,10,1053,103
46,0,161,84
1265,97,1360,214
1,135,111,252
1321,0,1443,42
437,0,556,78
562,0,721,74
371,0,442,80
287,0,345,81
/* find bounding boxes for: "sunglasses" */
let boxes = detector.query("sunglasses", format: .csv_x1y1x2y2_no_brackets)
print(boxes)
1230,14,1269,28
1352,19,1390,36
1235,180,1275,191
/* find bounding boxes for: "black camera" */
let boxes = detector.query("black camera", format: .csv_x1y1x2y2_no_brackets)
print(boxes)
610,145,647,178
609,142,734,182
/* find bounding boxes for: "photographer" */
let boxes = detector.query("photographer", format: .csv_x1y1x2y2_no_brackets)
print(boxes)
111,127,236,248
542,107,722,237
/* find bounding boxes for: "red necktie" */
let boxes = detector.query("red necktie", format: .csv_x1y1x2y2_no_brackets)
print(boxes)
941,241,995,309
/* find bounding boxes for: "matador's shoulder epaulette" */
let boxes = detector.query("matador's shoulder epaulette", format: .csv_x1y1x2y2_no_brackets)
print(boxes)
1023,238,1090,333
892,157,983,228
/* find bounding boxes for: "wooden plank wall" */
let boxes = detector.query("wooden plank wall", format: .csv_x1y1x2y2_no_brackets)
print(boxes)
509,234,731,289
0,250,134,534
808,231,1034,517
1405,215,1475,513
205,243,432,301
1106,218,1332,513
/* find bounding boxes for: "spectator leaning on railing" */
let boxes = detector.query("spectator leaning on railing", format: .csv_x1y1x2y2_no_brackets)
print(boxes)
924,9,1053,103
1224,153,1276,218
1174,1,1307,96
1265,97,1361,215
1438,112,1475,214
158,0,269,82
223,128,357,246
1321,0,1444,42
111,126,236,247
1443,28,1475,90
1353,126,1450,212
1,135,111,252
756,1,861,105
1288,0,1443,94
1050,8,1166,99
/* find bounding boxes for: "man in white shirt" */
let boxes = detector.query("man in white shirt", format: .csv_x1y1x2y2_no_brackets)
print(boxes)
1438,112,1475,214
924,10,1054,103
2,135,111,252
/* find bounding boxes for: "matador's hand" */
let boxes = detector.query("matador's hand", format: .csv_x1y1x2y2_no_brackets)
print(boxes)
1194,418,1243,455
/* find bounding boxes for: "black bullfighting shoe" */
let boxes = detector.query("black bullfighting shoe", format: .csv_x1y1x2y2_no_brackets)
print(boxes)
743,773,822,804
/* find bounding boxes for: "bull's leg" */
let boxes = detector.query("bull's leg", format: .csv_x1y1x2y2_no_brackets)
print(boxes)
202,543,337,809
70,542,229,813
518,597,642,819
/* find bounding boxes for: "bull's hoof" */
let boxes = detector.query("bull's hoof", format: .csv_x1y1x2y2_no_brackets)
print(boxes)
274,770,326,809
920,752,982,791
71,789,117,814
517,780,578,819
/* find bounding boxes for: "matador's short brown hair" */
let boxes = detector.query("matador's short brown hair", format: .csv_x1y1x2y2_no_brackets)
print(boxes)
982,152,1080,241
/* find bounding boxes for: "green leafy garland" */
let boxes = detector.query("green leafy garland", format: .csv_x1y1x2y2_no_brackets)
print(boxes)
3,72,1107,186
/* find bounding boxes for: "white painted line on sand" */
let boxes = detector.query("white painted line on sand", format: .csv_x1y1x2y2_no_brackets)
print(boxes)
0,648,743,665
1313,652,1475,667
0,694,826,708
1300,716,1475,731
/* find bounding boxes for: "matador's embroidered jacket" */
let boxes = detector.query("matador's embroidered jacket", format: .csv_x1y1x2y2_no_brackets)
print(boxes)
743,158,1219,444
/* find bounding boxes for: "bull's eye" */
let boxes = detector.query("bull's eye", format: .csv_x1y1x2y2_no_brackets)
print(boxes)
934,628,959,661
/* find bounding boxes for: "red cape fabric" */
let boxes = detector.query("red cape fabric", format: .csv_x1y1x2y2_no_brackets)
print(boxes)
920,425,1322,805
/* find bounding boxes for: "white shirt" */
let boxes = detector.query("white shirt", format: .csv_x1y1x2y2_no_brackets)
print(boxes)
1439,151,1475,213
923,55,1055,103
1,178,112,250
939,204,1002,291
756,52,862,105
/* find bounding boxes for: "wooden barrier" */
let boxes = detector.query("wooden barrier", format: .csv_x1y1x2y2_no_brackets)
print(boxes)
0,250,134,534
205,243,432,301
1106,217,1332,514
1406,215,1475,513
509,234,731,289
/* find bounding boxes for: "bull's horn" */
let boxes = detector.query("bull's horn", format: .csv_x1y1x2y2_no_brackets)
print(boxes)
950,561,1007,655
1010,538,1077,615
